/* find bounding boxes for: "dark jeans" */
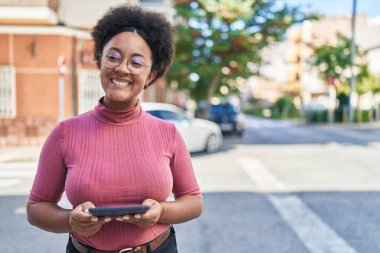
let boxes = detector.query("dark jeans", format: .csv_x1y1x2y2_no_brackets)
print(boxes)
66,226,178,253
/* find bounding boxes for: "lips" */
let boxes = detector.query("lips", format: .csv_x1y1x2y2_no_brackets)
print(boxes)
111,78,132,87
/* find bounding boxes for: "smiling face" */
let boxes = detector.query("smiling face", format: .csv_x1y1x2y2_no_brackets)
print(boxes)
100,31,157,111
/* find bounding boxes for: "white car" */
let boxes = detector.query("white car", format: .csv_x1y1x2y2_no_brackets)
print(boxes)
142,102,223,153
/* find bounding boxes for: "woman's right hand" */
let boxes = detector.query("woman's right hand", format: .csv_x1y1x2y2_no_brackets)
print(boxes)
69,201,111,237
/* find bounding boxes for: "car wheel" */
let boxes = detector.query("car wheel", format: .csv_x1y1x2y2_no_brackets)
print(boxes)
205,134,219,153
235,128,244,137
235,124,244,137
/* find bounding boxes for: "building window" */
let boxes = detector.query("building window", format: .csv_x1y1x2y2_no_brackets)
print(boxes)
78,70,104,114
0,66,16,118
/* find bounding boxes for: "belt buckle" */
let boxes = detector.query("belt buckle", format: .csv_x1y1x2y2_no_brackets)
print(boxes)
119,246,142,253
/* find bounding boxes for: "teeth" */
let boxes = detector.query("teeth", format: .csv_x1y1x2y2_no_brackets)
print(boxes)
112,79,131,86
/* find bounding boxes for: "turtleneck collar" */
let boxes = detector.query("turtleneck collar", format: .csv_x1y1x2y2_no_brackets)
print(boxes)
91,97,143,125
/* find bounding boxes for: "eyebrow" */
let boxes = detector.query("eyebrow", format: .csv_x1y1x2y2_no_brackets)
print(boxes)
106,47,146,59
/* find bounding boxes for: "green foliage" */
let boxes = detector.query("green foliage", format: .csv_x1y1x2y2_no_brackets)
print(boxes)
308,33,378,95
271,95,300,118
304,110,328,123
308,33,355,84
244,95,301,119
304,107,374,123
356,72,380,95
168,0,318,103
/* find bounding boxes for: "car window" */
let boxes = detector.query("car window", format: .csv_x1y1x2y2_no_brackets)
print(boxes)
209,104,237,116
147,110,184,121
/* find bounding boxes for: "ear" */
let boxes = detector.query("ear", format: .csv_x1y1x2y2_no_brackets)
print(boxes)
146,71,158,85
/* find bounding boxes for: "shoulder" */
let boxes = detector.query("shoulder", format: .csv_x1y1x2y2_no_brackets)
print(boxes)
53,111,93,137
61,111,92,126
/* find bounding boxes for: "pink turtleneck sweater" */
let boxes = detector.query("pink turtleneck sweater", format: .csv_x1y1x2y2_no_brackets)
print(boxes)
28,99,202,250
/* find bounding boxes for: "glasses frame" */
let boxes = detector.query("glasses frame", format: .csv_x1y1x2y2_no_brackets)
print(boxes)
99,50,151,75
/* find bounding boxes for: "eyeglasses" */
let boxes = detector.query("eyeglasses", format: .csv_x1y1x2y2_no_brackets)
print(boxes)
100,49,151,75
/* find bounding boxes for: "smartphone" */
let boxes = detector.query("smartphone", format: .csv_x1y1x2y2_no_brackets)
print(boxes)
88,205,150,217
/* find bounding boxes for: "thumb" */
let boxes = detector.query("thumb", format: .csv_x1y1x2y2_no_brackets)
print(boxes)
142,199,159,209
80,201,96,214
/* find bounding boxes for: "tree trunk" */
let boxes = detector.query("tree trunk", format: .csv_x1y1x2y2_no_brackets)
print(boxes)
199,72,221,118
357,95,361,123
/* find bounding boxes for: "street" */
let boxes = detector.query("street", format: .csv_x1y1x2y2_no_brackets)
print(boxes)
1,116,380,252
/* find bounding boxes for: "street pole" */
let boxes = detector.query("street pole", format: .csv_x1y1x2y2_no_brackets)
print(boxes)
348,0,357,123
58,55,67,122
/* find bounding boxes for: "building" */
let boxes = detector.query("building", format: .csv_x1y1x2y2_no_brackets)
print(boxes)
299,14,380,111
0,0,173,146
251,13,380,114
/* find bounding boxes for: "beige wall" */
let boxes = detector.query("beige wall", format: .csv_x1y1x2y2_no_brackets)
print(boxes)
0,30,94,145
7,34,73,118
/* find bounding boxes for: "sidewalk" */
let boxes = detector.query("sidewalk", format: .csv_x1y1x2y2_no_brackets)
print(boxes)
0,145,41,164
307,120,380,130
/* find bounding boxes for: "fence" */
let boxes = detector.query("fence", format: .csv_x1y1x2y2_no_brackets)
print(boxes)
78,70,104,114
0,66,16,118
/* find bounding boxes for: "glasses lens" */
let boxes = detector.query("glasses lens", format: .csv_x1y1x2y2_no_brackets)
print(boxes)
128,56,147,74
101,50,148,74
102,50,122,68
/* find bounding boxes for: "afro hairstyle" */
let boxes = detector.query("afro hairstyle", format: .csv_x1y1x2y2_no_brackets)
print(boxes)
92,5,175,86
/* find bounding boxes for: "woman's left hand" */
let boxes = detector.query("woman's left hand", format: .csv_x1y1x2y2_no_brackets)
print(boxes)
115,199,164,228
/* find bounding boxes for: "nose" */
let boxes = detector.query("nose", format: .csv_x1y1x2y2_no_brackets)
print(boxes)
114,59,132,74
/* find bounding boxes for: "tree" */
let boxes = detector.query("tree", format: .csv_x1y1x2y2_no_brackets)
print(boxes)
308,33,371,96
309,33,380,88
308,33,380,122
167,0,317,115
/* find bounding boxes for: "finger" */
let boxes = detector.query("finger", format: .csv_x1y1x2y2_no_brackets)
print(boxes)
142,199,156,206
140,201,162,220
88,215,111,222
74,219,107,228
122,215,131,221
80,201,96,213
103,217,112,222
71,202,95,220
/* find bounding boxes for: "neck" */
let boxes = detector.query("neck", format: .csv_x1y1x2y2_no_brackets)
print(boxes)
92,97,142,126
103,97,139,112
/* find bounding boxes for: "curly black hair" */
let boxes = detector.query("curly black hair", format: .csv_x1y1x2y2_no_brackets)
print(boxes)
91,5,175,86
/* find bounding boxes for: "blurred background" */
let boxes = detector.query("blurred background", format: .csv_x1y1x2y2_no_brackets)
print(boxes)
1,0,380,252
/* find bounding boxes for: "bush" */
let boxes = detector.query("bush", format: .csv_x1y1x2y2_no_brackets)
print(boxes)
271,96,301,119
304,107,373,123
303,110,328,123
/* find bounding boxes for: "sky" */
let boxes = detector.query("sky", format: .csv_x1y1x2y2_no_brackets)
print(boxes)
284,0,380,18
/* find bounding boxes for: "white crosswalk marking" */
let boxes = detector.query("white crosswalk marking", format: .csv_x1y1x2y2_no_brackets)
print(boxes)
0,163,37,194
14,207,26,215
0,179,21,188
239,157,357,253
0,170,36,178
0,162,37,170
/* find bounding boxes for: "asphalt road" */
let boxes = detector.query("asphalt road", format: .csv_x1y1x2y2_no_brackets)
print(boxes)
1,116,380,252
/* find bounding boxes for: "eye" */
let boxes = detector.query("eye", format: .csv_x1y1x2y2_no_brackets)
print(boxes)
130,56,146,68
104,51,121,62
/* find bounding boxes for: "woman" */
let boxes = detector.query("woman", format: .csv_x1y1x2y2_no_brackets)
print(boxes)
27,4,203,253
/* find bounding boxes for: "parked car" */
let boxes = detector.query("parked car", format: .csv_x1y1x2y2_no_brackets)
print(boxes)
141,102,223,153
208,102,245,136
